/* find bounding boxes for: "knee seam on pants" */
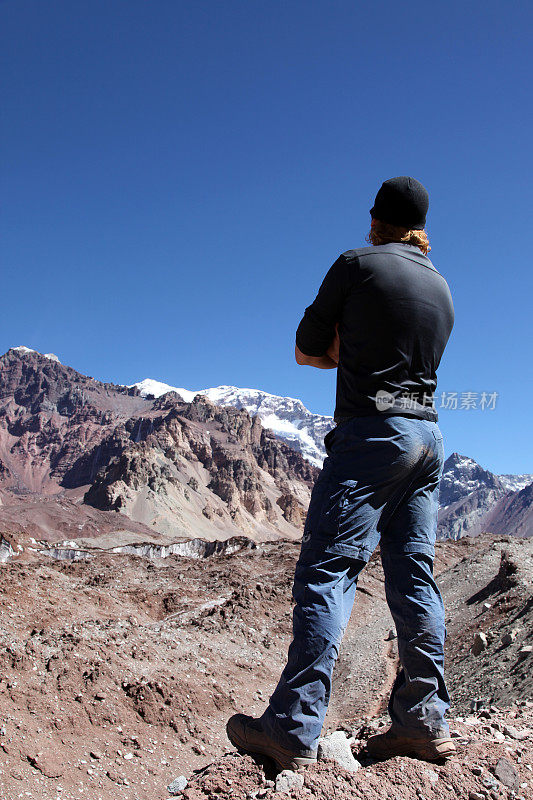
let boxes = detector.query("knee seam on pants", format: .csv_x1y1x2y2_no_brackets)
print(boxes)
307,538,374,562
382,543,435,557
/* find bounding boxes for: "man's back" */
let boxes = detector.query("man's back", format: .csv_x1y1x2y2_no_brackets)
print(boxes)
227,177,458,767
296,242,455,422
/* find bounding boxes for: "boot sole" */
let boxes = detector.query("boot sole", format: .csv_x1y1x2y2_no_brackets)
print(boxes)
226,716,317,771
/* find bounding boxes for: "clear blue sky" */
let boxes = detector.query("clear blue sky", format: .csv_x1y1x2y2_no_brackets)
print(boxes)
1,0,531,474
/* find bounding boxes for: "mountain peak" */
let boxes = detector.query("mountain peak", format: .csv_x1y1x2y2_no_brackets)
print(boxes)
447,452,478,466
7,346,61,363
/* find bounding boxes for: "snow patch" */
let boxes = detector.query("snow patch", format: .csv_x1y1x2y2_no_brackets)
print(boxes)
133,379,197,403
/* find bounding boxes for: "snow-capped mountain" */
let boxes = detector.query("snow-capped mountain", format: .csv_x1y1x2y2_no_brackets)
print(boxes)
0,348,530,541
439,453,505,508
498,473,533,492
438,453,532,539
0,347,319,546
132,378,531,538
132,380,334,467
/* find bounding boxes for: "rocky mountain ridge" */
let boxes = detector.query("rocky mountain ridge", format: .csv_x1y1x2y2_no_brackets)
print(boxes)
0,348,317,547
133,379,334,468
438,454,532,540
0,347,530,546
133,377,532,540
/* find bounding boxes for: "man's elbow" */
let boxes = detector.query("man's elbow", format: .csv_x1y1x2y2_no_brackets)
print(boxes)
295,344,324,365
295,344,309,365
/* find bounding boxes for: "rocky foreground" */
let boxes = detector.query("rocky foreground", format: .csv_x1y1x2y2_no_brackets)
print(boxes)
174,706,533,800
0,534,531,800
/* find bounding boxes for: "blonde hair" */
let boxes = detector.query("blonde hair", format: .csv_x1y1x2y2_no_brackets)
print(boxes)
366,219,431,255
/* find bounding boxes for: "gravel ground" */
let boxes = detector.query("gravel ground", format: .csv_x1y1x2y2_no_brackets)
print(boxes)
0,534,531,799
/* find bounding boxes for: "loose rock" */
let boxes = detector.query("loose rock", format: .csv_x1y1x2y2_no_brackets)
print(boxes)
317,730,360,773
493,757,519,790
502,629,519,646
472,632,488,656
27,751,64,778
167,775,188,795
504,725,532,741
274,770,304,792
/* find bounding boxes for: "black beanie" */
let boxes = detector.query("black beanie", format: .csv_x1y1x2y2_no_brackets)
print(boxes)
370,176,429,230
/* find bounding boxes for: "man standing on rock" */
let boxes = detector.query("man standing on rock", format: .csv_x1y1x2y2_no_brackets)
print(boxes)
227,176,456,768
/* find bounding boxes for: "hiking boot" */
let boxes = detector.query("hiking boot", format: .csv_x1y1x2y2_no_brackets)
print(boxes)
226,713,317,771
366,727,456,762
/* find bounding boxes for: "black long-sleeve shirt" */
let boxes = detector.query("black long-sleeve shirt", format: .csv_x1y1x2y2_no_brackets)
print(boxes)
296,243,455,423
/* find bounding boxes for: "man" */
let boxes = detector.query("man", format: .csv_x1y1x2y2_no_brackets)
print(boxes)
226,176,456,769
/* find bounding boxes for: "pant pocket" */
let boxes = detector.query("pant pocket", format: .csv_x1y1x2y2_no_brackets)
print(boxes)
321,479,358,535
324,426,338,455
317,480,379,562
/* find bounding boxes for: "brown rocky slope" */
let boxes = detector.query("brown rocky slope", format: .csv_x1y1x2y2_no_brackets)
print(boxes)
0,347,317,546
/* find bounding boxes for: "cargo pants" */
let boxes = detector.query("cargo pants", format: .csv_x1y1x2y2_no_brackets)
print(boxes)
260,413,451,755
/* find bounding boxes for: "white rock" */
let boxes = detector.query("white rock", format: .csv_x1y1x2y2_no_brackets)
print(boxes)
275,770,304,792
424,769,438,784
504,726,532,741
167,775,187,795
167,775,188,795
317,730,360,772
